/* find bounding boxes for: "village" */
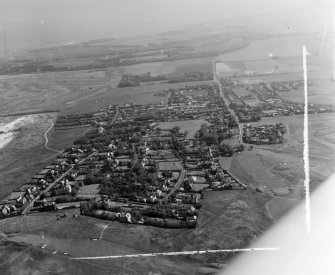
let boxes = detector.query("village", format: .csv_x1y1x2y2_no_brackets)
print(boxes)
242,123,286,144
0,76,323,226
0,83,247,228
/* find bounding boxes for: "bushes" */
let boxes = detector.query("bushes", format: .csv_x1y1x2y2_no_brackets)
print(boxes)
143,217,196,228
81,209,196,228
84,174,107,185
233,144,245,152
219,142,233,156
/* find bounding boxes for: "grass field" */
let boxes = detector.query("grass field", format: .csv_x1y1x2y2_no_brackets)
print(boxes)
230,113,335,220
79,184,100,196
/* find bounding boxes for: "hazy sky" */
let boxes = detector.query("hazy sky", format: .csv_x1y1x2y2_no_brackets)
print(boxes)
0,0,320,51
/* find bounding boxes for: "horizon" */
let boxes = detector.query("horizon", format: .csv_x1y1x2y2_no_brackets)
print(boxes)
0,0,318,52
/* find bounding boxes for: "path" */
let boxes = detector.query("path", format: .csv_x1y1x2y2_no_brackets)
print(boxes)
44,119,63,153
99,222,112,240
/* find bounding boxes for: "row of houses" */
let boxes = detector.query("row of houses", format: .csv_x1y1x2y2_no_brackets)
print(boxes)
243,123,286,144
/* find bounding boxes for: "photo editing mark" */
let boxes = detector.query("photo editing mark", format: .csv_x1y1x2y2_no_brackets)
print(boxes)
303,45,311,234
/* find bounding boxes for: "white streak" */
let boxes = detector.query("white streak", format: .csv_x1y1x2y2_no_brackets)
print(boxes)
303,45,311,234
70,247,281,260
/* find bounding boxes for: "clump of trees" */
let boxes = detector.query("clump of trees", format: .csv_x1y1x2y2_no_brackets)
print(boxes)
194,123,217,146
84,174,107,185
233,144,245,152
219,142,233,156
98,171,157,200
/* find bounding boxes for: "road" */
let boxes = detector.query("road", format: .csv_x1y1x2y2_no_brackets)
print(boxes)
21,106,121,215
21,151,97,215
212,60,242,145
112,105,119,123
163,169,186,202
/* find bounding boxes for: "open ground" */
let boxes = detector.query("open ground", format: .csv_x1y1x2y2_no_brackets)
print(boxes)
230,113,335,219
0,187,271,274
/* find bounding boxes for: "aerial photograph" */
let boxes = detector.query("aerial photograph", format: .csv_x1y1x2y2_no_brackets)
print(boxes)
0,0,334,274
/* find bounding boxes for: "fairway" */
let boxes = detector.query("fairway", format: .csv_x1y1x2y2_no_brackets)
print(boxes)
277,79,335,105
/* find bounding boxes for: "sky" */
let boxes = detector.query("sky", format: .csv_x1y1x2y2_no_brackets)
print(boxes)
0,0,324,51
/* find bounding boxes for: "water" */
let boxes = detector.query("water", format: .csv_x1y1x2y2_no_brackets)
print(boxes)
216,34,332,61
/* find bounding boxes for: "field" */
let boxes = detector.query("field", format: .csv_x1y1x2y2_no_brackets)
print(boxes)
230,113,335,220
0,187,272,274
123,57,213,76
277,79,335,105
0,68,123,116
79,184,100,196
62,80,214,116
157,120,210,139
0,115,91,200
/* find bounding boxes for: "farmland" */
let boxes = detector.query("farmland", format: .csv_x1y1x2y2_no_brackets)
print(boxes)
123,57,213,76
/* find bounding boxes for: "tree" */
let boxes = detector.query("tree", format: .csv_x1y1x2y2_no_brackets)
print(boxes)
234,144,245,152
200,134,217,146
171,135,185,150
219,142,233,156
171,126,180,134
199,123,208,137
129,133,142,143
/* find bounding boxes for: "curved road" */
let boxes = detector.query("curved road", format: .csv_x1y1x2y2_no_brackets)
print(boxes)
163,169,186,202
